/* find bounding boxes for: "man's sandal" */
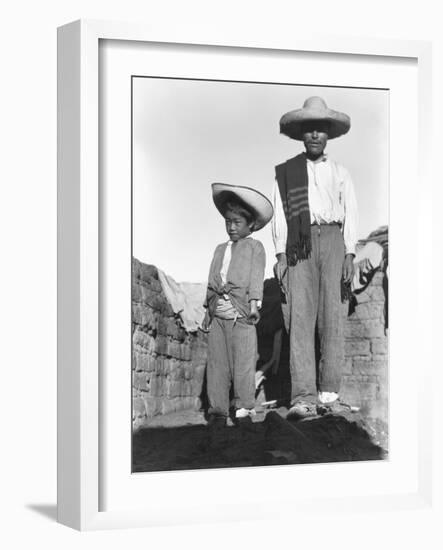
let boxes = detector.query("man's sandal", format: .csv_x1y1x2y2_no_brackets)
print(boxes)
317,399,360,416
286,401,318,420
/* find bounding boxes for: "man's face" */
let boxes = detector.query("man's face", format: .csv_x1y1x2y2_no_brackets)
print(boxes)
302,120,329,159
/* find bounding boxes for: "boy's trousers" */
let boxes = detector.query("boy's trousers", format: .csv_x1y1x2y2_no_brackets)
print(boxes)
207,316,257,417
284,224,345,405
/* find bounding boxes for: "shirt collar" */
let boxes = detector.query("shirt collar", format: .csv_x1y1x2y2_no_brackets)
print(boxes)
305,152,328,164
227,235,252,244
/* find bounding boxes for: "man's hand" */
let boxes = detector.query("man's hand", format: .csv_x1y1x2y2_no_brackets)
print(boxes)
248,300,261,325
200,310,211,333
342,254,355,284
273,253,288,284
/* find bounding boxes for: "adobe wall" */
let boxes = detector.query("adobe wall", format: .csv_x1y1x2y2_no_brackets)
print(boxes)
341,271,388,444
132,259,207,430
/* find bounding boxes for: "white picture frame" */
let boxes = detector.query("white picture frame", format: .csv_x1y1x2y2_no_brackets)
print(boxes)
57,19,433,531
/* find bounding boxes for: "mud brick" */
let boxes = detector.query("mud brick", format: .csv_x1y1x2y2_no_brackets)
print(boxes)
368,284,385,301
164,358,180,377
345,339,370,356
134,305,159,329
353,302,385,321
371,272,384,285
339,377,362,408
141,292,163,312
164,317,181,339
145,353,158,373
164,378,183,398
132,258,141,280
143,396,162,416
174,398,187,412
342,357,353,375
191,341,208,362
183,365,193,380
182,380,193,397
191,376,205,396
149,375,164,397
138,276,162,293
355,283,385,304
180,342,192,361
193,364,206,383
148,309,160,329
371,338,388,355
132,282,142,302
132,304,146,325
371,355,388,376
162,378,172,397
164,340,178,358
154,356,167,376
161,399,174,415
133,372,149,391
352,356,386,377
345,319,385,339
358,380,378,401
133,397,146,419
156,315,168,336
352,357,373,375
170,362,185,381
161,357,173,376
133,329,151,348
133,351,146,372
187,398,196,410
154,335,168,354
137,262,158,283
354,290,371,304
150,278,162,293
140,284,158,304
193,396,202,410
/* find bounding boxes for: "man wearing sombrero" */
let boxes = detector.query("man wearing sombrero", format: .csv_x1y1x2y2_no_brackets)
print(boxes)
272,96,358,419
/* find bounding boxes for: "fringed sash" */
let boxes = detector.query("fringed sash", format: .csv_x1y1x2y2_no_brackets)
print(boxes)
275,153,311,263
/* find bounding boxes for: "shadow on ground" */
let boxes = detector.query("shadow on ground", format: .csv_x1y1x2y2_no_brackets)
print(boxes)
132,409,386,473
26,504,57,521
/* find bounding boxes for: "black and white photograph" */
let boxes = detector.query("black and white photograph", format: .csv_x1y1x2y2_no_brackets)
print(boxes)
4,0,439,542
131,76,389,472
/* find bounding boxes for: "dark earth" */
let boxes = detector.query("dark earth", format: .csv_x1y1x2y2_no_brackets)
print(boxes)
132,406,387,473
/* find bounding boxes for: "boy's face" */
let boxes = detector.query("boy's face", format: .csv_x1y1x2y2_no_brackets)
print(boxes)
224,210,254,242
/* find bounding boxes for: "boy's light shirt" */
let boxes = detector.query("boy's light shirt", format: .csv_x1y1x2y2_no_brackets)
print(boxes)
220,240,233,286
218,237,262,310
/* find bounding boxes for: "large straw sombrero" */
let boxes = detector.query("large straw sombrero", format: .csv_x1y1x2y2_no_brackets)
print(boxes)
211,183,274,231
279,96,351,140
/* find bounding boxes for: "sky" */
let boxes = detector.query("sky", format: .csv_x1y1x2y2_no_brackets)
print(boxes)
132,77,388,282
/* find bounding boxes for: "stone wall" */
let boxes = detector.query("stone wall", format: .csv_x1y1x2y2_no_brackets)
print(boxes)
132,259,207,430
341,270,388,442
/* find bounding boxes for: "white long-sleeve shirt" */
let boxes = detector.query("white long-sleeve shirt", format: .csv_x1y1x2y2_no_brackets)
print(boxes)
271,154,358,256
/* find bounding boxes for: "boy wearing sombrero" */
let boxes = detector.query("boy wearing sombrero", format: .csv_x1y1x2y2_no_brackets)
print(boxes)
202,183,273,426
272,96,358,419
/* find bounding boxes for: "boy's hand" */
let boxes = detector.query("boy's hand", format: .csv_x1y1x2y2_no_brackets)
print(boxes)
248,301,260,325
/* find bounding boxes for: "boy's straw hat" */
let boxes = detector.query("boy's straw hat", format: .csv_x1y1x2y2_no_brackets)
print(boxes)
212,183,274,231
279,96,351,140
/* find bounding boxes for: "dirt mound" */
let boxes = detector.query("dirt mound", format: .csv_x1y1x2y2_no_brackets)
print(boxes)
132,409,385,472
